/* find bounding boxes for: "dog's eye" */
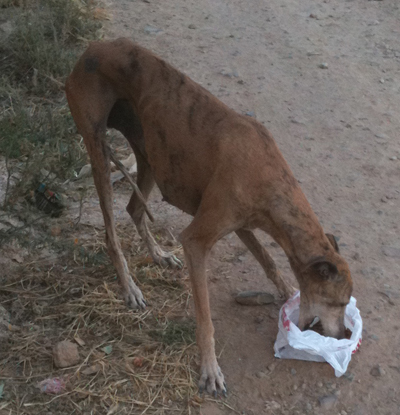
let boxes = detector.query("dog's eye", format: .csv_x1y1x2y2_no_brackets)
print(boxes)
322,269,329,277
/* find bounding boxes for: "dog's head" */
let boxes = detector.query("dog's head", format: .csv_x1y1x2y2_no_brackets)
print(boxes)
297,234,353,339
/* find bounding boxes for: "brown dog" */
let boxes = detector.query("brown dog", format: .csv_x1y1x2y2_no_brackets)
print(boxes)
66,38,353,396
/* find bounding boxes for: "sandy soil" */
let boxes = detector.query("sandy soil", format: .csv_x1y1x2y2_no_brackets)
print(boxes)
101,0,400,414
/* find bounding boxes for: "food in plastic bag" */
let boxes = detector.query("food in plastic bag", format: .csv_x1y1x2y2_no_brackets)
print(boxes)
274,291,362,377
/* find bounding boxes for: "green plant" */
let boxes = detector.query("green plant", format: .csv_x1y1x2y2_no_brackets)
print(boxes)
1,0,102,94
1,101,86,206
150,320,196,346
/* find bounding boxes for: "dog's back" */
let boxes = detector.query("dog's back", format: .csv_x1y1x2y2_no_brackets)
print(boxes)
68,39,297,218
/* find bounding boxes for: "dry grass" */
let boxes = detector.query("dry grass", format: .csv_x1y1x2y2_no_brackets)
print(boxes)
0,224,203,414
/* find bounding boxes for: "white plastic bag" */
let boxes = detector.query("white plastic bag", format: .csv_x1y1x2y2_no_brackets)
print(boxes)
274,291,362,377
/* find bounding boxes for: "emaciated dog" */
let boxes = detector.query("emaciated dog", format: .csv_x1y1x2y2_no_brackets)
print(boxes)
66,38,353,396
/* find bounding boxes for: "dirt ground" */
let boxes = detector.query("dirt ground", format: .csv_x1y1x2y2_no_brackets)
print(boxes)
2,0,400,414
107,0,400,414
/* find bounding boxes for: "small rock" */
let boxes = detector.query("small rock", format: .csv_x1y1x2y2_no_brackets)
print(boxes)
144,25,162,34
235,291,274,306
268,362,277,372
343,372,355,382
188,24,197,29
256,371,268,378
220,69,239,78
319,63,328,69
238,255,246,262
51,226,62,237
11,254,23,263
318,395,337,410
309,13,318,18
341,411,348,415
370,364,385,377
53,341,80,368
389,156,397,161
317,381,323,388
245,111,255,117
291,117,307,125
291,368,297,375
379,78,385,84
270,242,279,248
375,133,388,139
82,364,102,375
306,402,312,410
269,310,279,320
352,252,360,261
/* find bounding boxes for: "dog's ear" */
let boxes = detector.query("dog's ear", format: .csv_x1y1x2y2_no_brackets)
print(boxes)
325,233,339,253
306,257,340,281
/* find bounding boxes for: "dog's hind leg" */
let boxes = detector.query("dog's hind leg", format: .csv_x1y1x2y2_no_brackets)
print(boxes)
66,82,145,309
125,151,183,269
235,229,296,299
106,99,182,269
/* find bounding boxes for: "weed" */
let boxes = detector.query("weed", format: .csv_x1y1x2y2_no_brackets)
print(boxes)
150,320,196,346
0,0,102,95
0,0,103,237
0,101,86,207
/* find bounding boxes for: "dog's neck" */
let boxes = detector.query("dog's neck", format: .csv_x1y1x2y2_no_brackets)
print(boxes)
263,192,334,270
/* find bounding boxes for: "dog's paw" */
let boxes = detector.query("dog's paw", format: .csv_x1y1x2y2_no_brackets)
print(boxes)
152,247,183,269
199,361,227,397
124,280,146,309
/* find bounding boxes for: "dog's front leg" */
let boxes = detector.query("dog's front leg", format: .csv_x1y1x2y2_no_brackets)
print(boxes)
236,228,296,299
181,236,226,396
180,195,235,396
